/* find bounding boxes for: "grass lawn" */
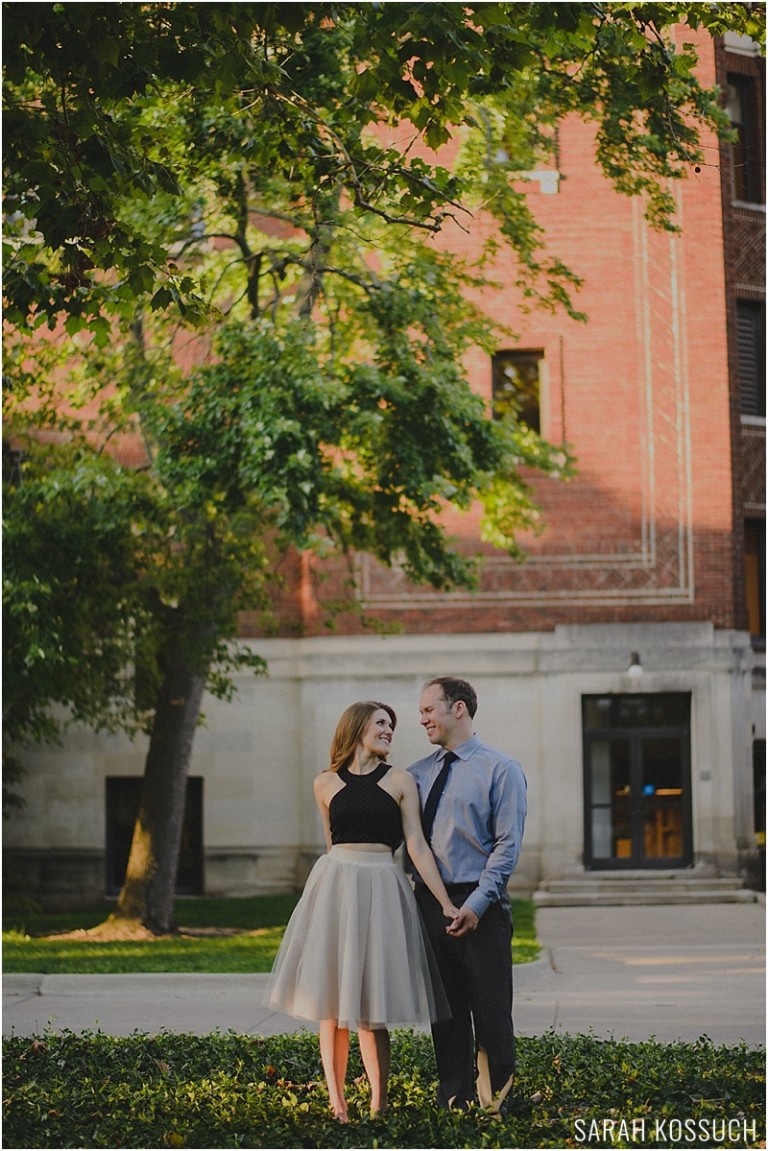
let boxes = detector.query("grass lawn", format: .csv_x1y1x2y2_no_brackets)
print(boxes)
2,895,540,973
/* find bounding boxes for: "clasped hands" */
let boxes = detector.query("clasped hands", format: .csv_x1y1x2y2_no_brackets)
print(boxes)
442,902,480,938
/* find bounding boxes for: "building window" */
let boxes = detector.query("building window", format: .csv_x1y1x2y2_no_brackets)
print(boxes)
105,776,204,897
745,519,766,641
492,350,542,432
737,301,766,418
727,75,762,204
754,740,766,841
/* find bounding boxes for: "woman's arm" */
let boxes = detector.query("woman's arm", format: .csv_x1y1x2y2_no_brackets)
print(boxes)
397,772,459,921
313,773,333,852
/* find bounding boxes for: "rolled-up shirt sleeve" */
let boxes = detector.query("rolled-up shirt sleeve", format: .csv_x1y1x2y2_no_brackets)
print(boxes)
465,757,527,920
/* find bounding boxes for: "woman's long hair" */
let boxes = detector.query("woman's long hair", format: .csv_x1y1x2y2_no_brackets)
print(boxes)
328,701,397,774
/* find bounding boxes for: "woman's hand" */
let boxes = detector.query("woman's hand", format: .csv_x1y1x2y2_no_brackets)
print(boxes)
441,901,460,921
446,904,480,938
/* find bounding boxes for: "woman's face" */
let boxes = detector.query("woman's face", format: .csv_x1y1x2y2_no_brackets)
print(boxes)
359,708,394,761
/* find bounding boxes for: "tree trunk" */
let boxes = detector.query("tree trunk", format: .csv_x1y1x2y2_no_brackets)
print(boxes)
113,623,209,934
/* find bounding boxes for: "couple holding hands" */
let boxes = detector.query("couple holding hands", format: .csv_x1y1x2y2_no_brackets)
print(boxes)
265,676,527,1121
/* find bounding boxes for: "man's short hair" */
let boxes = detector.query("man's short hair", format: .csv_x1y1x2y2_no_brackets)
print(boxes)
425,676,478,719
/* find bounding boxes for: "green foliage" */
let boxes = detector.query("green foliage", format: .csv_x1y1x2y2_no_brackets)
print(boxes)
3,274,568,791
2,429,268,810
1,898,540,972
3,441,162,746
2,1029,764,1148
4,3,762,334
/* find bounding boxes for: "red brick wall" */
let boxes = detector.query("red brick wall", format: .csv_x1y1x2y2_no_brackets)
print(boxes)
265,32,744,639
715,34,766,634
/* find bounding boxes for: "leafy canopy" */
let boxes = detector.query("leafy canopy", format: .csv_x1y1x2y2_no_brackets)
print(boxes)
4,2,762,334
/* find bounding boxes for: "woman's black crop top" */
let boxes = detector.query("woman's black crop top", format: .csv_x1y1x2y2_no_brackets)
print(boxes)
329,762,403,851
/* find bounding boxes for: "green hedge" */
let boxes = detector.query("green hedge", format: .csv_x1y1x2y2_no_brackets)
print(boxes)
3,1030,764,1149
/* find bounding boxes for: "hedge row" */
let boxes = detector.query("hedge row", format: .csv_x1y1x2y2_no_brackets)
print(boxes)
3,1029,764,1149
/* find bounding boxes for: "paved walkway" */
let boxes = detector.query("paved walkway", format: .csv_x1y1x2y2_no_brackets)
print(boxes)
3,903,765,1046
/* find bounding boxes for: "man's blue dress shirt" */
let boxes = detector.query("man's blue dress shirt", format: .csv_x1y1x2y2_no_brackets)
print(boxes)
408,733,527,921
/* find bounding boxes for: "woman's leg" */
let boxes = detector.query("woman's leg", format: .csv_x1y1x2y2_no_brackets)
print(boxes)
358,1026,391,1115
319,1019,350,1121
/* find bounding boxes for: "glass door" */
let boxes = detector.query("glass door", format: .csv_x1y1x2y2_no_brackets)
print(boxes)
640,736,686,861
583,695,692,869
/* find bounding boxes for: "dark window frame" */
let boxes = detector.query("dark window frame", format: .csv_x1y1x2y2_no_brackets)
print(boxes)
727,74,762,204
754,740,766,839
491,349,543,433
105,776,204,896
745,518,766,641
737,300,766,418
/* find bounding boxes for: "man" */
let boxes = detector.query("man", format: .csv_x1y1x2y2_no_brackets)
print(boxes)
408,676,527,1114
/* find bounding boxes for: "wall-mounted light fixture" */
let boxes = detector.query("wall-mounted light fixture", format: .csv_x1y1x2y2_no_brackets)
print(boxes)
627,652,644,678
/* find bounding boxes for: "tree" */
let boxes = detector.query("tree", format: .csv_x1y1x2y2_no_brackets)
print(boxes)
2,441,154,813
4,2,764,933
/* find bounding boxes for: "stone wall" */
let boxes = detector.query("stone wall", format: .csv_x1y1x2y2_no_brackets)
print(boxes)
4,623,756,901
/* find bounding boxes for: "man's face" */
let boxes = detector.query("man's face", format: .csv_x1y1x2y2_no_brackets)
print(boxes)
419,683,458,747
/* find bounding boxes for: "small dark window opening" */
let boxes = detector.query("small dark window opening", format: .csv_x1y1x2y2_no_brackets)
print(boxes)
754,740,766,839
727,75,761,204
105,776,204,896
745,519,766,641
737,301,766,418
492,350,542,433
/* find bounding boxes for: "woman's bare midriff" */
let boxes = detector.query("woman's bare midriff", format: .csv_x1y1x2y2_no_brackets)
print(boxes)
339,842,392,853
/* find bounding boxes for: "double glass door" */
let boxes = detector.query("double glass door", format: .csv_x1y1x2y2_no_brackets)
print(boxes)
583,694,692,869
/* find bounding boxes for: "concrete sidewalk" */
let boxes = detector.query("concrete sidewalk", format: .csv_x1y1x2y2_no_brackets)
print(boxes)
3,903,765,1046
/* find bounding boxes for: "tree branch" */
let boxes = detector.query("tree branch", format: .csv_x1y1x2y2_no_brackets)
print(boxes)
265,88,458,232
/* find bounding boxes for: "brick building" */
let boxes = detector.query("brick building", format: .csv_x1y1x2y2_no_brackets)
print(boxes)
5,29,765,904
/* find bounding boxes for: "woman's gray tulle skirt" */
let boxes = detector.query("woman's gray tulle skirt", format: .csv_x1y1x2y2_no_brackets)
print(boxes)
264,846,449,1031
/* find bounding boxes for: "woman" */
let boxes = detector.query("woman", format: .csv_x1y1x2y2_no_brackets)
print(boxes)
264,700,459,1122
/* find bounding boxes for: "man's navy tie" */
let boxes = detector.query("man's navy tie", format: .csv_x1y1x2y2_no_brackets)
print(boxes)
421,751,457,841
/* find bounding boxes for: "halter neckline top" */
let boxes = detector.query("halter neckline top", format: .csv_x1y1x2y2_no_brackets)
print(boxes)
338,761,390,784
330,761,403,851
